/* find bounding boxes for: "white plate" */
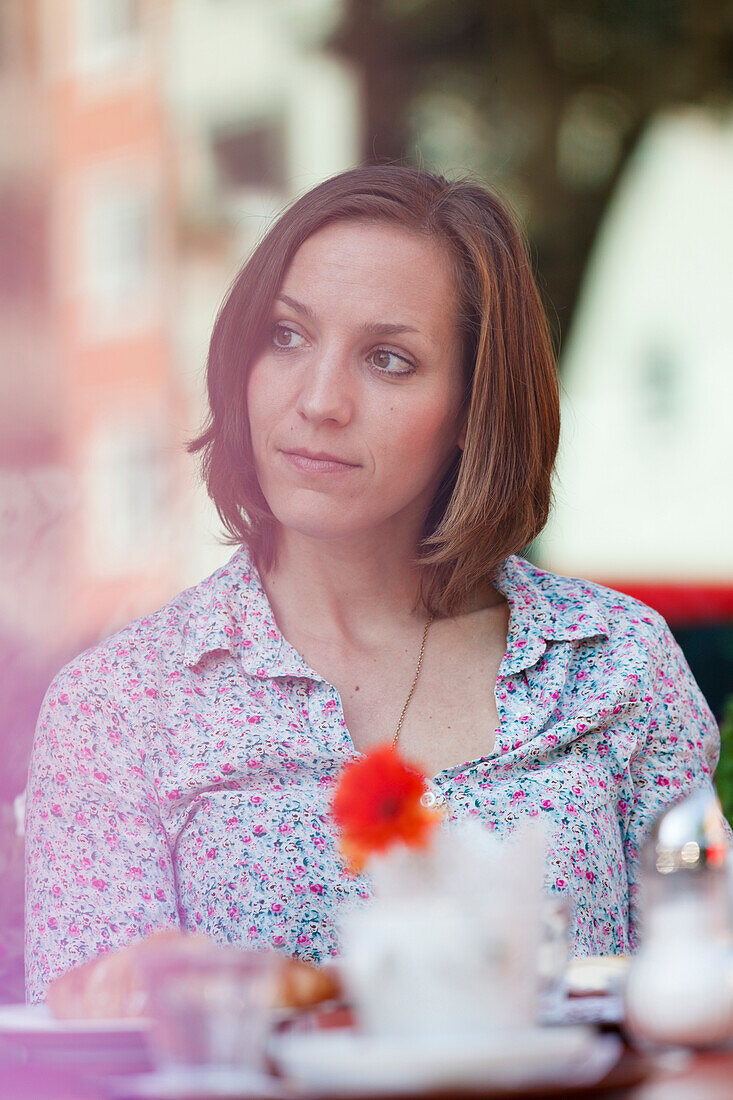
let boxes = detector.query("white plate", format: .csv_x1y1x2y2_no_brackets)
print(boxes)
273,1025,621,1096
565,955,631,996
540,992,624,1027
0,1003,150,1036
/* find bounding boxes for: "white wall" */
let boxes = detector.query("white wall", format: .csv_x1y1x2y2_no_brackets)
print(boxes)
538,110,733,582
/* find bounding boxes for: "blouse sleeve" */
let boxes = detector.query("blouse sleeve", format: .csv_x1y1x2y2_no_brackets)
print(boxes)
24,663,180,1003
623,617,726,951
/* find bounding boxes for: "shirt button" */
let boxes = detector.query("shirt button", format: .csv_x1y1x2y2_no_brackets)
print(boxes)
421,790,446,809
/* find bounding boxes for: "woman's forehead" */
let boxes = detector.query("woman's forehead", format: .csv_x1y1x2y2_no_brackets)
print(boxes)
291,218,450,269
279,220,460,336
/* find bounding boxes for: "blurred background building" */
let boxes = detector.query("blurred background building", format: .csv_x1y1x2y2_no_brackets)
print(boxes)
0,0,731,772
0,0,359,670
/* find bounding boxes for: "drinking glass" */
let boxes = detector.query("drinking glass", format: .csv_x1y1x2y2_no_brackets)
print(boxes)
141,944,276,1083
537,895,574,1017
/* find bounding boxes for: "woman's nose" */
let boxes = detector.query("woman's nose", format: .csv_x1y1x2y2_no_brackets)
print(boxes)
295,354,354,426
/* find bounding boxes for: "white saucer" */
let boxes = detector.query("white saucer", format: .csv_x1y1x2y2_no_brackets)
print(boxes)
273,1024,621,1095
0,1002,149,1037
109,1066,286,1099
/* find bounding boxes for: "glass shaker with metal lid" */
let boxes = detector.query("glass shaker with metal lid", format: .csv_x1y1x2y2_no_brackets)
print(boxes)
641,785,731,942
625,787,733,1046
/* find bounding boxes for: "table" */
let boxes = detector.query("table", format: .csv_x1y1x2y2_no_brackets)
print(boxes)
1,1047,733,1100
631,1049,733,1100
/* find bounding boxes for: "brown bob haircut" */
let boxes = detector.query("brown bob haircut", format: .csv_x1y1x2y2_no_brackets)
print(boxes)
189,164,560,617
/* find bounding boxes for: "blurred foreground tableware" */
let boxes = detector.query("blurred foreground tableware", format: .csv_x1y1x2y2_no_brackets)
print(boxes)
339,818,545,1036
565,954,631,996
272,1023,622,1095
0,1063,106,1100
0,1003,153,1076
625,786,733,1046
537,955,630,1026
537,894,574,1015
107,1063,285,1099
141,945,277,1077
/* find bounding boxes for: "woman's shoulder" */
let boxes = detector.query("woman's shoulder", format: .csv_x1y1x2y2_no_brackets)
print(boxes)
44,545,259,709
504,555,672,654
504,558,716,757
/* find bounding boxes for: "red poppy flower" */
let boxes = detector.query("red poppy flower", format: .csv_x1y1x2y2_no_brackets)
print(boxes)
331,744,442,872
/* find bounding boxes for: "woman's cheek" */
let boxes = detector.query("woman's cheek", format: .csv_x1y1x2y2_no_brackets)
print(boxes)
385,402,459,476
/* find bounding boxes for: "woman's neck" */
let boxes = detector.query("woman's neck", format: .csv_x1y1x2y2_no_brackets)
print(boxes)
257,527,503,651
260,529,424,650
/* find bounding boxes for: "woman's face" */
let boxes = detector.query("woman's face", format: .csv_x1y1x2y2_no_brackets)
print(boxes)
246,219,467,550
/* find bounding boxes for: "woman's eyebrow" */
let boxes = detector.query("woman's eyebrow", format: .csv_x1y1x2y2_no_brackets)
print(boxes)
276,293,424,339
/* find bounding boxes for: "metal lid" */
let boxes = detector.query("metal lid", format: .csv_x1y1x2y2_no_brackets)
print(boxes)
644,786,729,875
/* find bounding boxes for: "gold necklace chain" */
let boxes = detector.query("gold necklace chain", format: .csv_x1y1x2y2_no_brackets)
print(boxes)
391,612,436,749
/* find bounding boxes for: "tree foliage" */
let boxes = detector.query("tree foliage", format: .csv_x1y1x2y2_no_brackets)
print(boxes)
332,0,732,343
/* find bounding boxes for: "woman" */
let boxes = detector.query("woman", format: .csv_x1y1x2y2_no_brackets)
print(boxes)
25,165,721,1002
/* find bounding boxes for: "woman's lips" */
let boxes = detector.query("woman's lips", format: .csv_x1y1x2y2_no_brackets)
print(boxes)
281,450,360,475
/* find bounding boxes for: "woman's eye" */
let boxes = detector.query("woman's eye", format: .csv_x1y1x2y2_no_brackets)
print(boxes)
369,348,415,376
270,324,304,350
269,326,414,375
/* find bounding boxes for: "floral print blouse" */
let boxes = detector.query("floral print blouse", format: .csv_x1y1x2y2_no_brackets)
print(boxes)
25,545,721,1002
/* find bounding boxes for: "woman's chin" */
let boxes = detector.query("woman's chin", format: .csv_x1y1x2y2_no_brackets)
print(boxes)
272,512,368,545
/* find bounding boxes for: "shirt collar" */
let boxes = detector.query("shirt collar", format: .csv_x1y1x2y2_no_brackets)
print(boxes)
181,543,291,676
182,545,609,678
492,555,609,675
